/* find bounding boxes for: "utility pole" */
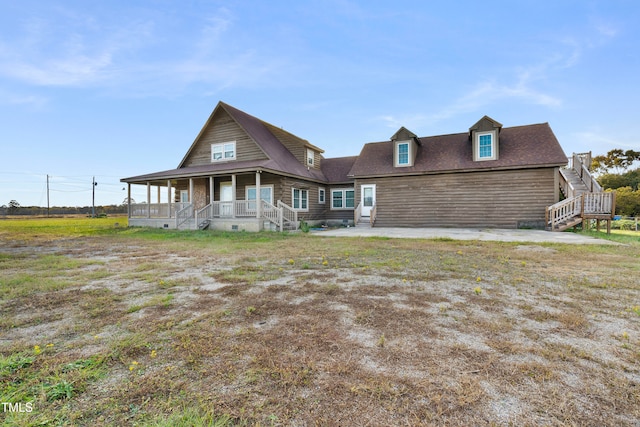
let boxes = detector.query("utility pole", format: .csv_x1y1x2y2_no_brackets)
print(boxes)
46,174,50,217
92,176,97,217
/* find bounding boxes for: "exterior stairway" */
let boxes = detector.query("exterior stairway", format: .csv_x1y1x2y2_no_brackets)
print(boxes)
547,152,615,232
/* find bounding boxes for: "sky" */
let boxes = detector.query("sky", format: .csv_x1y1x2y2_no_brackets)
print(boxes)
1,0,639,207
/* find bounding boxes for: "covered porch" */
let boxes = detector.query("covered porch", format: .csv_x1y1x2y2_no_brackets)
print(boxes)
124,170,298,231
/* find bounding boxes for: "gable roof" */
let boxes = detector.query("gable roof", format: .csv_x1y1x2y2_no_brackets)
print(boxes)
348,123,567,178
123,102,329,184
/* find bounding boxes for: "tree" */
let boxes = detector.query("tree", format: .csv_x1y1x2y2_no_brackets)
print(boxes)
7,200,20,214
613,187,640,217
592,149,640,174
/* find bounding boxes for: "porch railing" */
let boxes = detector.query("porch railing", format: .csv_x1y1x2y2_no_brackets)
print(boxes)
278,201,298,230
129,202,189,218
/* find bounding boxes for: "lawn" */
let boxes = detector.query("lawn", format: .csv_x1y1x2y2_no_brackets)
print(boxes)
1,218,639,426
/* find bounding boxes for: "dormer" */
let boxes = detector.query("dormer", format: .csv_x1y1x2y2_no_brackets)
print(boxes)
470,116,502,161
391,127,420,167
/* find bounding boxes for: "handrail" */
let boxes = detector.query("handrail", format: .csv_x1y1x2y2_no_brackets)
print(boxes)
547,195,582,230
278,200,298,230
176,203,194,228
370,203,377,226
354,202,362,224
261,200,282,230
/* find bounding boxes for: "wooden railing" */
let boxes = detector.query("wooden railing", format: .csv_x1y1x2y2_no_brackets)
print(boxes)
129,202,189,218
547,196,582,230
354,202,362,224
547,192,615,230
278,201,298,230
370,203,377,226
176,203,194,228
571,152,602,192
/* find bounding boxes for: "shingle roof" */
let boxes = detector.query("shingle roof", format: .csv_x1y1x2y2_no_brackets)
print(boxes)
348,123,567,177
321,156,358,183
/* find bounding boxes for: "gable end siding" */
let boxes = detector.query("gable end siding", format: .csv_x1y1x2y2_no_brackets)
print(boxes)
357,168,557,229
182,109,268,167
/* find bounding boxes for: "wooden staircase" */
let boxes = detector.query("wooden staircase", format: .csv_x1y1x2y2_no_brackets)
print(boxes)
547,152,616,232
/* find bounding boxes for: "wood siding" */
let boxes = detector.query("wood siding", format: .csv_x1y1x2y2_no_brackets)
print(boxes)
182,109,268,167
264,123,321,170
356,168,558,229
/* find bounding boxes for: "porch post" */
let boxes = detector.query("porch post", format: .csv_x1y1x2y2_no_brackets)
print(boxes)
167,180,172,218
127,184,131,219
146,182,151,219
255,170,261,219
189,178,194,205
231,174,237,218
209,177,214,204
157,186,161,204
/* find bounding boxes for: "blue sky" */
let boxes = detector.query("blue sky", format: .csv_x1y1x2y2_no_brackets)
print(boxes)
1,0,638,207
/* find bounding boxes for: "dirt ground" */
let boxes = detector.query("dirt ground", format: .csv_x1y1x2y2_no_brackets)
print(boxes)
1,231,639,426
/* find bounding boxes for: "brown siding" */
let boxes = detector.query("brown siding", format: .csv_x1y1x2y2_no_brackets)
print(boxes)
182,109,268,167
265,124,322,170
357,168,557,229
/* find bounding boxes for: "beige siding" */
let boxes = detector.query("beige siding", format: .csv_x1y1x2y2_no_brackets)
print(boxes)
357,168,557,229
182,109,268,167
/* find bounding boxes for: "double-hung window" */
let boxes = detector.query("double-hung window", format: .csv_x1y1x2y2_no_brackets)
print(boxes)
212,141,236,162
478,133,493,159
318,188,326,204
397,142,409,165
246,186,273,210
331,189,355,210
292,188,308,211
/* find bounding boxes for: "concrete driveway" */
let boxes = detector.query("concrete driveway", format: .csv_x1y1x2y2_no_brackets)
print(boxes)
313,226,617,244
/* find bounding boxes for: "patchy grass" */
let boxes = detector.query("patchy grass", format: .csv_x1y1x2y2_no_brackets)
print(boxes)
0,218,639,425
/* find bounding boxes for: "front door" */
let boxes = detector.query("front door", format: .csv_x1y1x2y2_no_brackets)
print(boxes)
361,184,376,217
220,182,233,217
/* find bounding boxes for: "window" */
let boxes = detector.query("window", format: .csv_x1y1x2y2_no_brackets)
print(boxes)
397,143,409,165
318,187,325,204
307,149,314,166
246,186,273,210
292,188,308,210
211,141,236,161
476,132,496,160
331,189,355,210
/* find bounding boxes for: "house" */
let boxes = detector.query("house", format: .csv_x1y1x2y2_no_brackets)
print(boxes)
121,101,613,231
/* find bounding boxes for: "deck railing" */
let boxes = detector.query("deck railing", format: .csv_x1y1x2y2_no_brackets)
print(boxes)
547,192,615,230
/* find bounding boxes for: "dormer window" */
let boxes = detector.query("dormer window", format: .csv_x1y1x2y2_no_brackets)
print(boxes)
391,127,419,168
397,142,409,165
212,141,236,162
470,116,502,162
307,148,314,166
477,132,495,160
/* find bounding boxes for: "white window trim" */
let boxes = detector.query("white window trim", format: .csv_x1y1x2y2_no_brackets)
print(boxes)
291,188,309,211
318,187,326,204
395,140,412,167
330,188,355,210
476,131,497,161
211,141,236,162
307,148,315,166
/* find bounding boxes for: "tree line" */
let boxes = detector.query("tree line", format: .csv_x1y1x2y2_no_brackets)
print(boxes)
0,200,128,217
593,149,640,217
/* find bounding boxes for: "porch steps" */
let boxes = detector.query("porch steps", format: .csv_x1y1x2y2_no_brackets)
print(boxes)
549,216,583,232
356,218,371,228
559,168,590,196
